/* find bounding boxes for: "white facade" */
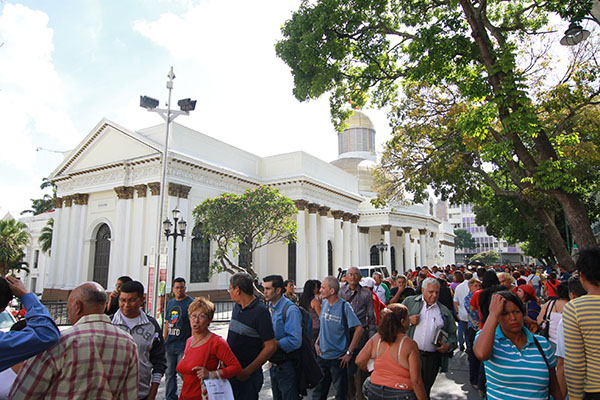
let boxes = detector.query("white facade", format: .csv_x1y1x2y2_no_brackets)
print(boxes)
18,211,54,294
43,112,454,299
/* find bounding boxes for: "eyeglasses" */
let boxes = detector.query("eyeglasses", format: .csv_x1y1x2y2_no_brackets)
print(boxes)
173,286,185,290
190,314,210,321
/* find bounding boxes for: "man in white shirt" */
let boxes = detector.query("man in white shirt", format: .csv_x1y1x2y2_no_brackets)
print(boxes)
453,271,470,351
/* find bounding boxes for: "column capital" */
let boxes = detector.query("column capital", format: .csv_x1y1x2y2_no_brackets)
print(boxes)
318,206,330,217
358,227,369,234
419,228,427,235
63,195,73,207
114,186,135,200
294,200,308,211
350,215,359,224
73,193,89,206
410,238,415,243
53,197,63,208
308,203,320,214
168,182,192,198
134,184,148,198
179,184,192,199
342,212,352,222
148,182,161,196
168,182,180,197
381,224,391,232
331,210,344,219
402,227,412,234
396,230,403,236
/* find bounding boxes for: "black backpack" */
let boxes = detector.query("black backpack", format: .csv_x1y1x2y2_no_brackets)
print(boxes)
281,302,324,396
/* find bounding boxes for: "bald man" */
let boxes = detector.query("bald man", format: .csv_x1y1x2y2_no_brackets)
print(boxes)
10,282,140,400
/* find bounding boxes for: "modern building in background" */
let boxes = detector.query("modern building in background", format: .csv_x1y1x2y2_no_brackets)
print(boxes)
29,111,453,303
437,202,530,265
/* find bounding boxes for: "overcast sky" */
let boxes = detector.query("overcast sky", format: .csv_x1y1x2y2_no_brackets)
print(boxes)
0,0,392,216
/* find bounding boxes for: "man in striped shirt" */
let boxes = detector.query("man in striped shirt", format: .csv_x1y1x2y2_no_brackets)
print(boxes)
563,247,600,400
9,282,139,399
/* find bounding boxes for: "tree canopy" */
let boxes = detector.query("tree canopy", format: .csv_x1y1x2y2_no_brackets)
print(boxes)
454,229,476,250
192,186,297,283
0,219,30,276
470,250,500,266
277,0,600,270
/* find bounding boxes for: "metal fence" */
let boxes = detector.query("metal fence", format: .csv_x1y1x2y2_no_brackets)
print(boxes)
42,300,236,324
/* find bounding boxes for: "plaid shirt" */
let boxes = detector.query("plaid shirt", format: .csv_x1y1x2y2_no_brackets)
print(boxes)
9,314,139,400
339,283,377,336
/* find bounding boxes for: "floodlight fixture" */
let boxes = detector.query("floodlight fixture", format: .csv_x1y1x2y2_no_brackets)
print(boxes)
177,98,197,112
140,95,160,110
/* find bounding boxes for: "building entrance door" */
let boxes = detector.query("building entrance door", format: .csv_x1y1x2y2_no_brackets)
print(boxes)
93,223,111,289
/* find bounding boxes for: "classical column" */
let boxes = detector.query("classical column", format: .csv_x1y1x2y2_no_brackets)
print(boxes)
331,210,344,273
359,227,370,266
71,194,89,287
131,184,148,281
342,213,352,268
294,201,308,286
396,230,405,273
318,206,330,279
55,195,73,289
114,186,135,282
48,197,63,288
307,203,319,280
403,227,413,271
351,216,359,267
419,229,427,267
382,225,392,270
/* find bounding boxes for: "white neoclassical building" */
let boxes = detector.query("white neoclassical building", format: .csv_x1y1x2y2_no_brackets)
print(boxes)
41,111,454,300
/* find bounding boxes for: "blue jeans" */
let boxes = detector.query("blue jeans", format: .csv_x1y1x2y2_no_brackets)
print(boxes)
312,357,348,400
270,360,299,400
229,368,263,400
367,382,417,400
457,320,468,349
165,349,184,400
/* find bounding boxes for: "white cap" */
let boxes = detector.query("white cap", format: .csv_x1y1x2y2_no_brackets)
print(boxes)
360,277,375,288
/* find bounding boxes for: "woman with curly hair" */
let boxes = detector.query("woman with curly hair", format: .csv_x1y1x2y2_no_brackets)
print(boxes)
356,303,426,400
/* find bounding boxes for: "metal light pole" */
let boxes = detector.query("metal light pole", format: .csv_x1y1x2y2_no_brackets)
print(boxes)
376,238,388,267
140,67,196,323
164,207,187,291
560,13,600,46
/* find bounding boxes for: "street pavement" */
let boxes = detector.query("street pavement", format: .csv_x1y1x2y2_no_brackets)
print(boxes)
158,321,481,399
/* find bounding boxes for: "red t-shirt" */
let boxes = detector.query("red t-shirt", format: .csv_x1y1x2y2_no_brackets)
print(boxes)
469,289,483,326
177,333,242,400
546,280,559,298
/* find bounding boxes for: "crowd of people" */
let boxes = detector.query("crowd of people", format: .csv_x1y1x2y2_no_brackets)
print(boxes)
1,247,599,400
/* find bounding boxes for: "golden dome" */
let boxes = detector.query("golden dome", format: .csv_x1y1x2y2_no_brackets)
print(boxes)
345,110,375,130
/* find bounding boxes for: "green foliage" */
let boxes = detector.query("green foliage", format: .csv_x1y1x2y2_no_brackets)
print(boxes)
0,219,30,276
277,0,600,262
470,250,500,266
39,218,54,253
21,180,56,216
454,229,476,250
192,186,297,279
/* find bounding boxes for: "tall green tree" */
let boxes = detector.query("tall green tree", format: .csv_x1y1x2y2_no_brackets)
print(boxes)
0,219,30,276
454,229,476,250
276,0,600,271
193,186,297,283
39,218,54,253
470,250,500,266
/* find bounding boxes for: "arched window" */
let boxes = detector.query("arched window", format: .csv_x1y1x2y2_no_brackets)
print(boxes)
370,245,379,265
190,224,210,283
239,238,251,269
288,241,296,281
93,223,111,289
391,246,396,273
327,241,333,276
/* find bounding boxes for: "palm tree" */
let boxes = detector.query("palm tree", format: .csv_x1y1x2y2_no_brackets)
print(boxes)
39,218,54,253
0,219,30,276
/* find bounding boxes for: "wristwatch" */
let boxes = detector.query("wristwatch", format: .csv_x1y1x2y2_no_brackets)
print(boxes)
346,350,353,356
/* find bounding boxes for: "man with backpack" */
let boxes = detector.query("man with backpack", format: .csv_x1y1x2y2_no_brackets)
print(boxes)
313,276,363,400
264,275,303,400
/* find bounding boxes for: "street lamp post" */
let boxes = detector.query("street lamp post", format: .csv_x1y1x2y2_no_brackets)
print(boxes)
140,67,196,322
376,238,388,268
560,14,600,46
164,208,187,292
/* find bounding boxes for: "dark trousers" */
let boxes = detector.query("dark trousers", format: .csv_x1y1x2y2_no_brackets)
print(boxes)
165,350,184,400
229,368,264,400
457,321,468,349
420,351,442,399
312,357,348,400
465,327,480,386
270,360,299,400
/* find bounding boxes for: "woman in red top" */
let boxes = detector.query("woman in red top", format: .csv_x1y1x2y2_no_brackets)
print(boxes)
356,303,426,400
544,272,560,299
177,297,241,400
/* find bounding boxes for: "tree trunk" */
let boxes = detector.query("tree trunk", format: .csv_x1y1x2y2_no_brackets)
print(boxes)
530,205,576,271
552,191,598,250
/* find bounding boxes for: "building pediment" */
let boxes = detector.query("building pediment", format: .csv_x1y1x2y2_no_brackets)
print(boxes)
49,119,161,179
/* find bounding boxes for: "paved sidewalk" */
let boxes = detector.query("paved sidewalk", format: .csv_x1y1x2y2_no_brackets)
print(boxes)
158,322,481,399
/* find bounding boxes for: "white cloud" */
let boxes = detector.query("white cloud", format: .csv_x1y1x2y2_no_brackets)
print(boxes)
0,3,78,213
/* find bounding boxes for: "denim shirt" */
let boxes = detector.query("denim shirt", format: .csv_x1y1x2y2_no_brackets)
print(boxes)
270,296,302,353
